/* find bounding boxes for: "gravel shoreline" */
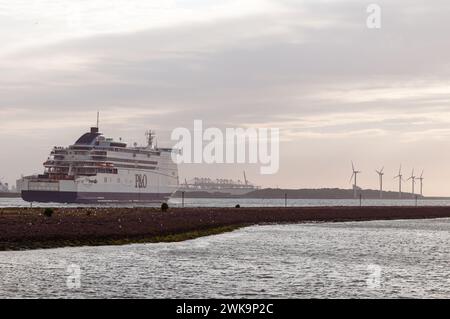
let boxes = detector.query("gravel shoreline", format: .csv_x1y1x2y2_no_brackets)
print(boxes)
1,206,450,251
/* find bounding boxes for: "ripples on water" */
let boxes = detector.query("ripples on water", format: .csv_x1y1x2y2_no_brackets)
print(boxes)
3,197,450,208
0,218,449,298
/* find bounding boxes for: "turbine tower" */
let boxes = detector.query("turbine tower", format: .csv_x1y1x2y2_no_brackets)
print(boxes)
417,170,424,196
394,165,404,199
407,169,416,196
350,161,361,199
375,167,384,199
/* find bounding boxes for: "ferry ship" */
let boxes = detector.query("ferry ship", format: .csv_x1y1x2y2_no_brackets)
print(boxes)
179,173,260,197
17,126,179,203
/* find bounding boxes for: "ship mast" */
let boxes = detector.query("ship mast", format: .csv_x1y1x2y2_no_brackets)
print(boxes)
146,130,155,149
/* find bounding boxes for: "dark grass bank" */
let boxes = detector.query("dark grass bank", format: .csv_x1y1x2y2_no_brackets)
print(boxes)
1,206,450,251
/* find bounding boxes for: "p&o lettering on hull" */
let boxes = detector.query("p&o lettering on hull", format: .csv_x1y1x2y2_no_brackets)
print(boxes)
135,174,148,189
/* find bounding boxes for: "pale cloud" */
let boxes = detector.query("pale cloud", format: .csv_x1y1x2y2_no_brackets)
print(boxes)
1,0,450,194
314,82,450,104
0,107,174,136
285,128,388,139
0,0,286,56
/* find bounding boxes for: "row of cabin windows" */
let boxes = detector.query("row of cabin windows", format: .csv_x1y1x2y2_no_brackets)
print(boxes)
103,177,135,184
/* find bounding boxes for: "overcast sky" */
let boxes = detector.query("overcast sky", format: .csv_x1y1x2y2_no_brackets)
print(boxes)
1,0,450,195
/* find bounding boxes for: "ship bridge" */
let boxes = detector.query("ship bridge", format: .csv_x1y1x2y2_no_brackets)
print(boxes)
74,127,127,148
75,127,102,145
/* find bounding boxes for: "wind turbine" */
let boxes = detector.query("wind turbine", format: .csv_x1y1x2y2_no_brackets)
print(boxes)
417,170,424,196
407,169,416,196
394,165,404,198
350,161,361,199
375,167,384,199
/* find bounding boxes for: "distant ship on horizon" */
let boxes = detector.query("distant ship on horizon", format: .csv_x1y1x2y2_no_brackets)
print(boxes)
178,172,260,197
17,125,179,203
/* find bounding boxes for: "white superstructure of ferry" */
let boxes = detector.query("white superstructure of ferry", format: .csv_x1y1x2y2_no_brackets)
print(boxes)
17,126,179,203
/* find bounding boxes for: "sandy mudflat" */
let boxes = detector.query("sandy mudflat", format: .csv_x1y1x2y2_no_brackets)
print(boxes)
1,206,450,251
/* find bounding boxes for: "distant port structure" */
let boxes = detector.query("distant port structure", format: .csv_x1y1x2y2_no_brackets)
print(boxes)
177,171,260,198
0,179,9,193
0,178,20,198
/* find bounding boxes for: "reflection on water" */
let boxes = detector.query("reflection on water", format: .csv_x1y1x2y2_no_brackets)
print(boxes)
0,218,449,298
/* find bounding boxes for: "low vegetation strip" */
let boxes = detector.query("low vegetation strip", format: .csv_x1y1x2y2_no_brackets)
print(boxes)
1,206,449,251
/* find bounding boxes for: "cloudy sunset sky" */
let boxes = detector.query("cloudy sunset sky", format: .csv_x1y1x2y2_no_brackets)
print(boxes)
1,0,450,195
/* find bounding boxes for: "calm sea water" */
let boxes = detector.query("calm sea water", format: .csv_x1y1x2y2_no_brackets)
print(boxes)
2,197,450,208
0,218,449,298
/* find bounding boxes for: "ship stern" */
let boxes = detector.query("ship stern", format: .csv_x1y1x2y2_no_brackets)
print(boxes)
19,177,78,203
